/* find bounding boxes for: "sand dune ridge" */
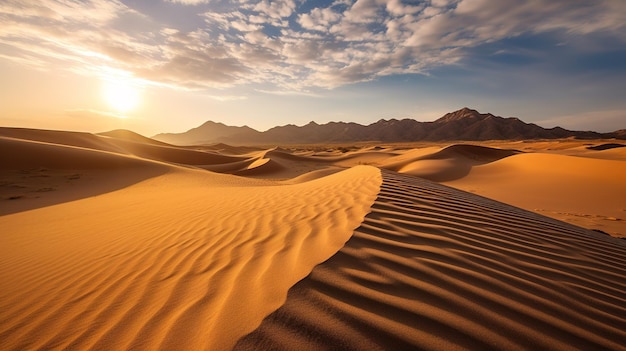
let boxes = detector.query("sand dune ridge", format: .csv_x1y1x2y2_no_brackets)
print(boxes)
236,171,626,350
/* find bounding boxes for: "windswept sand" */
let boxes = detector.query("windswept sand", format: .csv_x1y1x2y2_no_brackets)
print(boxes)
236,171,626,350
1,128,625,350
441,147,626,237
0,130,381,350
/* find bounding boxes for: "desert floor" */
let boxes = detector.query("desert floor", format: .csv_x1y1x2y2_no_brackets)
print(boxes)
1,128,625,350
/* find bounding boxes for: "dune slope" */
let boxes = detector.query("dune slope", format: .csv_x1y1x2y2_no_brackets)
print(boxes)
0,137,170,215
236,171,626,351
445,152,626,236
0,166,381,351
380,144,520,182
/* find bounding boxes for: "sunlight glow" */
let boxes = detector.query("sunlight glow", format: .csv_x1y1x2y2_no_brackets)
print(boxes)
102,78,141,115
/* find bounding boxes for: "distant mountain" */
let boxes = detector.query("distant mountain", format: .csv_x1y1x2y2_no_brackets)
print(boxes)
153,121,259,145
152,107,623,145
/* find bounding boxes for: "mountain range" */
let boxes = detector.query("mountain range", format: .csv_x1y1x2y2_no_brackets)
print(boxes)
153,107,625,145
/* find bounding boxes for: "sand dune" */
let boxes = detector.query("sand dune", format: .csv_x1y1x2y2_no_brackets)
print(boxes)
380,144,519,181
445,152,626,237
236,171,626,350
1,127,246,166
1,128,625,350
0,164,380,350
102,136,244,165
0,137,170,215
98,129,174,147
578,144,626,161
0,127,127,154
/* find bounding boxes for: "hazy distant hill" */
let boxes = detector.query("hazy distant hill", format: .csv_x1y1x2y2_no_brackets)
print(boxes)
152,108,621,145
153,121,260,145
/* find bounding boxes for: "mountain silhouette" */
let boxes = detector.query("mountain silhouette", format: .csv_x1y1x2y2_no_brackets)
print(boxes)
152,107,622,145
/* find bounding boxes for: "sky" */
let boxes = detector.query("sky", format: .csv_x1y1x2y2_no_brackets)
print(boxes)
0,0,625,136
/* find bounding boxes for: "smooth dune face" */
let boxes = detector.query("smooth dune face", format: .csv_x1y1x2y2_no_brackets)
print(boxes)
379,144,520,182
0,166,381,350
0,137,171,215
236,171,626,351
445,152,626,237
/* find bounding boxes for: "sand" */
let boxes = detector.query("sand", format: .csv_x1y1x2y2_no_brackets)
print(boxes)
236,171,626,350
0,130,381,350
444,152,626,237
1,128,625,350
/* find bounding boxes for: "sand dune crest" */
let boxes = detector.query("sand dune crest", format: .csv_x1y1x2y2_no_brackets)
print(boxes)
236,170,626,350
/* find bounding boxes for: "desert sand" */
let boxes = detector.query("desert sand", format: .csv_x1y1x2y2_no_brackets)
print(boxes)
1,128,625,350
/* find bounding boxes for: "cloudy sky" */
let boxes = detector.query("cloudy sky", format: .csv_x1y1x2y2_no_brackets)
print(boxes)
1,0,625,135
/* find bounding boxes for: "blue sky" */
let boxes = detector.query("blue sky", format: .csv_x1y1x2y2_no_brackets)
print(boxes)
0,0,625,135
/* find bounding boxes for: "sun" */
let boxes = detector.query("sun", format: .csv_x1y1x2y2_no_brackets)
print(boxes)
102,78,141,114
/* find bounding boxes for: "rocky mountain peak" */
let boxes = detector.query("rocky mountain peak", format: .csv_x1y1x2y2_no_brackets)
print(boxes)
435,107,486,123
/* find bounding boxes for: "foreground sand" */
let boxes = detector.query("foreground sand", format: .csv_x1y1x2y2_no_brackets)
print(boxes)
237,171,626,350
0,166,380,350
444,152,626,237
1,128,625,350
0,131,381,349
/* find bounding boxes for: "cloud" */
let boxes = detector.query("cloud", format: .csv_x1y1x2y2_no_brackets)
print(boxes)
0,0,127,23
253,0,296,20
0,0,149,70
1,0,625,91
407,0,626,48
205,95,248,101
163,0,211,5
385,0,424,16
256,89,322,97
298,8,341,32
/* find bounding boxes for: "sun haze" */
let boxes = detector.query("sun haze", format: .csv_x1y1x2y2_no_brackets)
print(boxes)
101,78,141,116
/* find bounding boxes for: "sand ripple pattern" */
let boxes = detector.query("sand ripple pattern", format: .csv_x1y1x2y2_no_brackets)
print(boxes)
236,170,626,351
0,166,380,350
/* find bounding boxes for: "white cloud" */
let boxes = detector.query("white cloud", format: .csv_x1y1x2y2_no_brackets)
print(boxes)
298,8,341,32
0,0,127,23
384,0,423,16
344,0,379,24
1,0,624,92
253,0,296,20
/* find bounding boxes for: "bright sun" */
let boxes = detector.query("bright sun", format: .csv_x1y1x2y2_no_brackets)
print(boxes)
102,79,141,115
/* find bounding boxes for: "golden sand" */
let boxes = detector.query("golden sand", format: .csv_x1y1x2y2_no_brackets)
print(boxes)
1,128,624,350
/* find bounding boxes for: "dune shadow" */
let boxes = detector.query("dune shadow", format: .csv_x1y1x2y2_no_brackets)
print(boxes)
586,143,626,151
0,137,169,216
